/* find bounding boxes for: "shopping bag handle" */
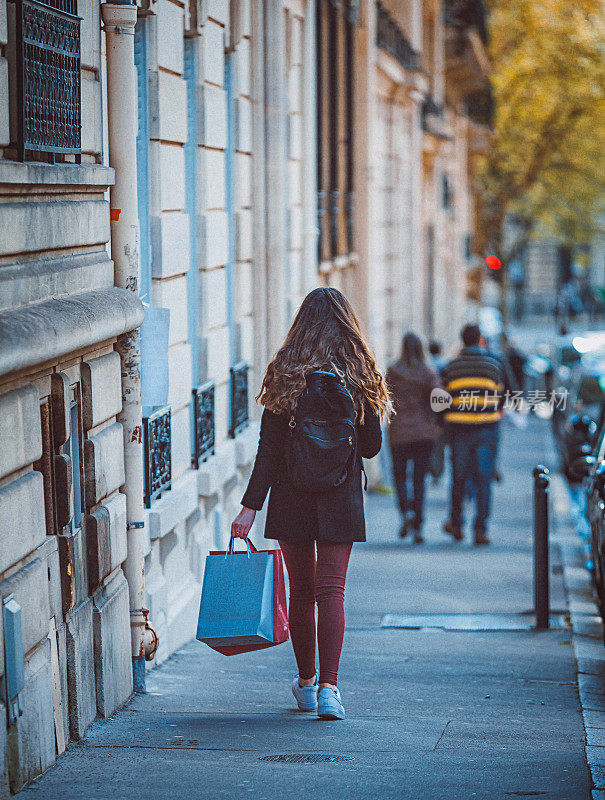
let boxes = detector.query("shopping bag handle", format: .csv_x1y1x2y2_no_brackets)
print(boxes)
226,537,258,559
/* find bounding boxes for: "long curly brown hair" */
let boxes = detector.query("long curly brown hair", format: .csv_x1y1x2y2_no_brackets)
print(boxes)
257,287,392,424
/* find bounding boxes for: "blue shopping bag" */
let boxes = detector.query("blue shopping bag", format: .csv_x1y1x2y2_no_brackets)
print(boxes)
196,538,274,650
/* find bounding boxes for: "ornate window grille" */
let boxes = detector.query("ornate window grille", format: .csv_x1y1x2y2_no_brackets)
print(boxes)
192,381,215,469
143,406,171,508
375,2,420,72
229,363,249,439
9,0,81,162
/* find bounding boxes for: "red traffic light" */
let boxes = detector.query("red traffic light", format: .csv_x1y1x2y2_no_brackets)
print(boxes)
486,255,501,270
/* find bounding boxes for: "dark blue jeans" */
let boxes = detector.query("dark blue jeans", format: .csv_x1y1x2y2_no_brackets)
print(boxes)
391,440,434,528
449,424,499,534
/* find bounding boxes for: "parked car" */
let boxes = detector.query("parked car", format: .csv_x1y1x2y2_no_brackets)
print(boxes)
571,415,605,621
553,356,605,480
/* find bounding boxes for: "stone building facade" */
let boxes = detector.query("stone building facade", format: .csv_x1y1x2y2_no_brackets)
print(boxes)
0,0,489,791
0,0,140,791
349,0,490,366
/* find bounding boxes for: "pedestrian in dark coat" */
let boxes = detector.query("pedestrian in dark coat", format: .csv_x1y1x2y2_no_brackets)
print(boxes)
241,401,382,543
231,287,392,721
387,333,442,542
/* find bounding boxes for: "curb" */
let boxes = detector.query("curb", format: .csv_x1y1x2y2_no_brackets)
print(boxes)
551,474,605,800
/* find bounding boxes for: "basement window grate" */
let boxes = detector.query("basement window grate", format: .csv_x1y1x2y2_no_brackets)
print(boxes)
260,754,354,764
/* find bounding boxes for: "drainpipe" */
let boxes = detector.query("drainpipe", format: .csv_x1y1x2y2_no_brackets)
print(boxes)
101,0,159,693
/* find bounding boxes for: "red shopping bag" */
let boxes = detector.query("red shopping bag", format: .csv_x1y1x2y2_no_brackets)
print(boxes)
206,541,289,656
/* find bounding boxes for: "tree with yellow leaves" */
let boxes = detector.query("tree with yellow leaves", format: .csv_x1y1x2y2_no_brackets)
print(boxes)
478,0,605,317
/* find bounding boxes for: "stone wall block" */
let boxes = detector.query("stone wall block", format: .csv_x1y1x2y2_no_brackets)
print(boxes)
53,453,73,531
201,19,225,86
159,144,186,211
0,471,46,574
151,276,188,346
0,386,41,480
170,404,191,481
199,211,229,269
235,96,252,153
206,0,228,25
167,343,193,410
198,84,227,149
86,492,127,594
204,326,230,384
0,556,50,658
92,569,132,718
235,209,252,261
65,598,96,740
84,422,125,507
235,152,251,208
81,351,122,431
203,268,228,329
0,200,110,259
0,699,8,799
197,439,237,496
6,639,55,793
150,212,190,279
235,35,251,96
147,470,198,540
157,73,188,144
57,528,88,616
50,372,70,447
80,75,102,157
0,58,9,147
199,147,226,211
156,0,184,74
0,0,7,47
0,252,113,313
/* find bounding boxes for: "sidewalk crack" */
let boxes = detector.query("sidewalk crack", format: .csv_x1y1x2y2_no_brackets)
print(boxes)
433,719,452,751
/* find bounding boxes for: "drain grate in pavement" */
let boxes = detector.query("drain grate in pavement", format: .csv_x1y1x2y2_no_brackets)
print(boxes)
260,754,354,764
381,613,568,631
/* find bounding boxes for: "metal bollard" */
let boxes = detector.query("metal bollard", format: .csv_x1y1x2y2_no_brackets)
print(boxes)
533,465,550,629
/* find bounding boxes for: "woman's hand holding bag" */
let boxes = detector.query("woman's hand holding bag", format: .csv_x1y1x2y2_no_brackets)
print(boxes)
231,506,256,539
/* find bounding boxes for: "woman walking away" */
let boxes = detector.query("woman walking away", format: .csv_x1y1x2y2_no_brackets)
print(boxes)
231,287,391,720
387,333,442,543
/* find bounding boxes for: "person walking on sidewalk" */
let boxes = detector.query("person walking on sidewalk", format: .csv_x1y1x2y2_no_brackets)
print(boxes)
387,333,442,543
230,287,391,720
441,323,509,546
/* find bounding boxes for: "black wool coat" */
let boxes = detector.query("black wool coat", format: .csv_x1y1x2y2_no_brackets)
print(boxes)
241,404,382,543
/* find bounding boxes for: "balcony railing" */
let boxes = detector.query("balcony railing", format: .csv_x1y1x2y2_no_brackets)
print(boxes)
10,0,81,162
192,381,215,469
375,1,420,72
143,406,171,508
229,363,249,438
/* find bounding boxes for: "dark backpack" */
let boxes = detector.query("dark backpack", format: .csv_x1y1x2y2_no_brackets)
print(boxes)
286,369,357,493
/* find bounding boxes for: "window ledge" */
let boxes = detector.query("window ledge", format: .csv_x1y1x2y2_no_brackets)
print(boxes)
0,160,115,188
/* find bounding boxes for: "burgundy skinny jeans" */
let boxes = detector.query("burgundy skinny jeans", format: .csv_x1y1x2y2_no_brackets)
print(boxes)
278,540,353,686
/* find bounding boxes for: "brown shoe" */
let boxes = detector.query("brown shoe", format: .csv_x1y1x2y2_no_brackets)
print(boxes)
444,520,463,541
474,531,490,546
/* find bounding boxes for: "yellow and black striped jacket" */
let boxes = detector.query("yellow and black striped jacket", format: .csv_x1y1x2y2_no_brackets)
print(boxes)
440,346,509,425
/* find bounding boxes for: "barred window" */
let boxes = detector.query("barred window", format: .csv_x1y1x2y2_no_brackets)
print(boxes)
6,0,81,162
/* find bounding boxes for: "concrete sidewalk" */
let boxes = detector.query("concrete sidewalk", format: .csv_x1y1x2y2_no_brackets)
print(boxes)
20,417,592,800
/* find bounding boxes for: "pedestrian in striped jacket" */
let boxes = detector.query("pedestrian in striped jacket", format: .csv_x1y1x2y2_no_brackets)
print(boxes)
440,324,511,545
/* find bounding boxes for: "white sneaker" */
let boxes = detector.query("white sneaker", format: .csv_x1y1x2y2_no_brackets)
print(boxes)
291,675,318,712
317,686,345,720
